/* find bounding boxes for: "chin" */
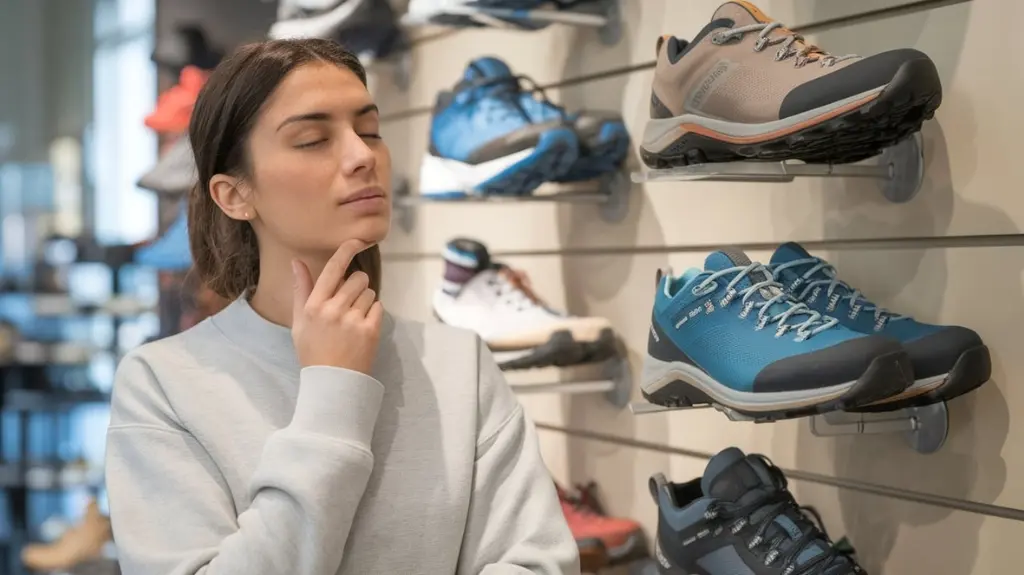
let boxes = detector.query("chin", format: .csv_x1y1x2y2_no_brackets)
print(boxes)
342,214,390,247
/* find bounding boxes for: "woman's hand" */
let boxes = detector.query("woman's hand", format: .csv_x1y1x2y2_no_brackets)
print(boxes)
291,239,383,374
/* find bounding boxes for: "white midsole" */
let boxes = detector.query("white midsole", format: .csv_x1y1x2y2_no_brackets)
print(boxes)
419,148,535,195
641,356,857,412
641,85,888,151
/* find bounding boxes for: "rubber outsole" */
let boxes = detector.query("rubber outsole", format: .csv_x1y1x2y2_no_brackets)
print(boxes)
476,128,579,196
852,344,992,412
640,57,943,167
496,327,617,370
641,350,914,421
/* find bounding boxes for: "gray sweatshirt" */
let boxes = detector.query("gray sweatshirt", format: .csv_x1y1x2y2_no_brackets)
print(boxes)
105,296,579,575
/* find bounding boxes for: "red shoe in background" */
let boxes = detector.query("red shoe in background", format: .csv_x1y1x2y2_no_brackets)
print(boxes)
557,483,647,572
145,65,209,134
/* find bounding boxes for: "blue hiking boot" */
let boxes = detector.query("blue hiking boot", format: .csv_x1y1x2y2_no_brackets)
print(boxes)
769,242,991,411
135,203,192,272
642,248,912,421
421,56,579,198
650,447,865,575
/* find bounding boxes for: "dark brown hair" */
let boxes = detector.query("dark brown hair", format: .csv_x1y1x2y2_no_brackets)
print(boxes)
187,38,382,300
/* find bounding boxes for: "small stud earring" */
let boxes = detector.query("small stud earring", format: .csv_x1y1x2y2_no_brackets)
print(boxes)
243,212,250,218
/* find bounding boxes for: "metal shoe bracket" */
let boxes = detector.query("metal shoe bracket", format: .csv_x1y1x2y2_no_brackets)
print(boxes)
391,169,631,232
507,356,632,408
631,133,925,204
628,399,949,454
400,0,622,46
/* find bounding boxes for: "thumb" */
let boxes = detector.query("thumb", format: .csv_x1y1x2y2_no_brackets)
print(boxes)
291,259,313,317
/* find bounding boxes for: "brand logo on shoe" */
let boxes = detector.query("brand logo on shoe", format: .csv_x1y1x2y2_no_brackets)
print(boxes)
655,539,672,569
686,61,737,112
650,325,661,343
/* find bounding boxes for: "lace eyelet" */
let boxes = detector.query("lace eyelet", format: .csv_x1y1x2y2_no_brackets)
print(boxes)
711,32,728,45
753,37,768,52
774,48,788,61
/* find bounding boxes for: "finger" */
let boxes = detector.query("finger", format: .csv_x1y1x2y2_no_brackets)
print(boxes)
350,289,375,316
366,300,384,326
292,259,314,318
308,238,368,305
331,270,370,310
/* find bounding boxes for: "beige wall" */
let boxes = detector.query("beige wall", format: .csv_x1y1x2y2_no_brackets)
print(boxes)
371,0,1021,572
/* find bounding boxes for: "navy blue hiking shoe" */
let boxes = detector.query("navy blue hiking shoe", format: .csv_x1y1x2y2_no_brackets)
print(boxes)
650,447,865,575
420,57,579,198
769,242,991,411
509,78,630,182
642,248,912,420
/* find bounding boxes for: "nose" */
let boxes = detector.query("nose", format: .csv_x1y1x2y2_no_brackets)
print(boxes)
339,128,377,176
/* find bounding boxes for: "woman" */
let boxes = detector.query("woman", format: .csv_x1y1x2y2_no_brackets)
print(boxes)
105,39,579,575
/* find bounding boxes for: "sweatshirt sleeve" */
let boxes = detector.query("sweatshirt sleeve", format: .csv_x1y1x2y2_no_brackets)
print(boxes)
105,353,385,575
457,338,580,575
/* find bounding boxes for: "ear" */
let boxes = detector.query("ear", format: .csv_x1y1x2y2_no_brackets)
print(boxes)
209,173,255,221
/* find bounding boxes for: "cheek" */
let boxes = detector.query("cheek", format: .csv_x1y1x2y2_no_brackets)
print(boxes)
253,153,338,205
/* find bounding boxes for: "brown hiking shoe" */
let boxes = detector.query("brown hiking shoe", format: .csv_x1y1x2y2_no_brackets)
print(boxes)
641,1,942,167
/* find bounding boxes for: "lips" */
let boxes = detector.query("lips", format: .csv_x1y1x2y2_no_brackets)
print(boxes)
340,186,385,205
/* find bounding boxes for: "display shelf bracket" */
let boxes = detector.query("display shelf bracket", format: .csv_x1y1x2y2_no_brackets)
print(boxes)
631,132,924,204
509,357,632,408
401,0,622,45
391,169,631,232
629,397,949,455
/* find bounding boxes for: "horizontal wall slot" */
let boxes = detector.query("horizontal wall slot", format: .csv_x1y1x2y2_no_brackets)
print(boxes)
381,232,1024,262
536,422,1024,522
381,0,973,123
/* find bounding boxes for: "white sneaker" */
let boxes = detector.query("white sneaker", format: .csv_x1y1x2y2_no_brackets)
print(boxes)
270,0,370,39
434,238,615,369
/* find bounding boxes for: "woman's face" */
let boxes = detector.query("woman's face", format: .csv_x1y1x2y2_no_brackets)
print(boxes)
243,62,391,256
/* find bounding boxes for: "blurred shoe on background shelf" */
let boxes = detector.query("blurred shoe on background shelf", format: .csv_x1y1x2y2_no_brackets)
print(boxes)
405,0,551,30
509,74,630,182
145,65,209,135
640,1,942,168
557,483,648,572
134,203,192,272
642,248,912,420
271,0,406,62
137,137,196,196
769,242,991,411
21,498,112,573
151,23,222,77
433,238,616,369
421,57,579,198
649,447,865,574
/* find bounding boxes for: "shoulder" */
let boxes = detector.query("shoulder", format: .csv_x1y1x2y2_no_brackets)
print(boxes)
109,320,225,430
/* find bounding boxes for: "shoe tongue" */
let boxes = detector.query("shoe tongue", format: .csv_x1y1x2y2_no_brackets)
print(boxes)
701,447,782,500
703,249,782,302
769,241,812,266
443,238,491,273
703,448,851,573
463,56,514,82
712,1,774,26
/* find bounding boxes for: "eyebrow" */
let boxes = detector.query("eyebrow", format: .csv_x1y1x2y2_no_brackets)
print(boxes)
276,104,379,131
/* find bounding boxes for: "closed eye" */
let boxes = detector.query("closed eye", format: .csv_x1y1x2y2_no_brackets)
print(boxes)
295,139,328,149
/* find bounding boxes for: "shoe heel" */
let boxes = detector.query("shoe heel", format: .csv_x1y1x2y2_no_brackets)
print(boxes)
641,356,715,408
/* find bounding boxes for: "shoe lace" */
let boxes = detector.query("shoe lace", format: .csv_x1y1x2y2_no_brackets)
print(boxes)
703,456,862,575
687,264,838,341
715,21,857,68
486,266,545,311
770,258,908,331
